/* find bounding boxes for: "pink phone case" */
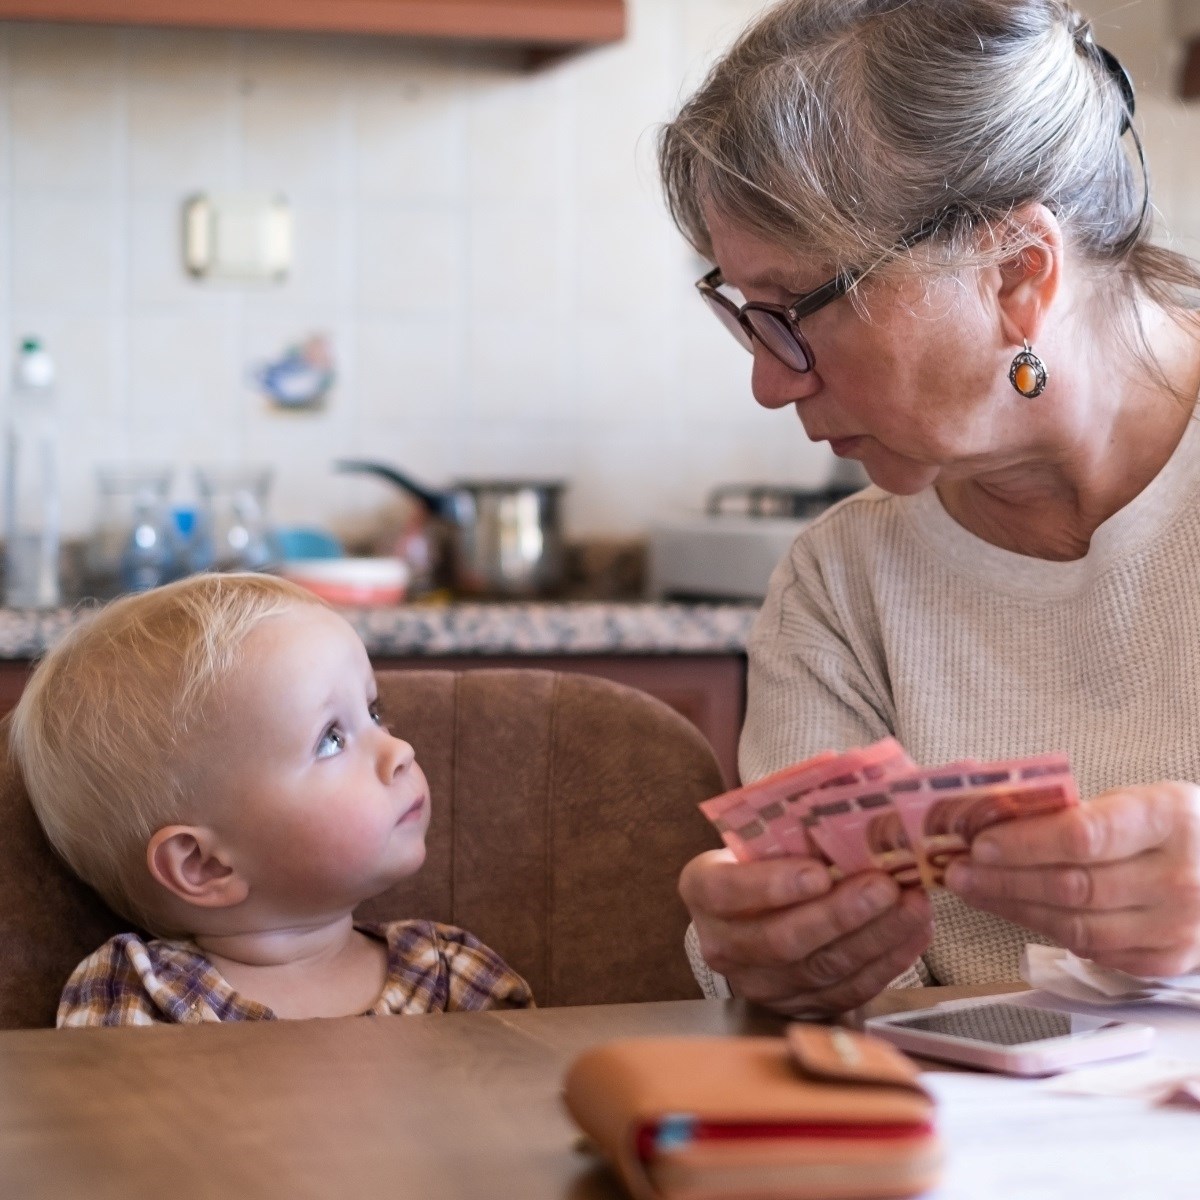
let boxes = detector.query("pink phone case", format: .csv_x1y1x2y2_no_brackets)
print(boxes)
866,1001,1155,1077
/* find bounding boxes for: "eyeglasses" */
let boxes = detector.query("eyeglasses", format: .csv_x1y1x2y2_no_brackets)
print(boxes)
695,219,945,373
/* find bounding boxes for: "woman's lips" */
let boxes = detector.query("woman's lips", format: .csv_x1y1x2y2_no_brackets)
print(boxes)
827,436,863,456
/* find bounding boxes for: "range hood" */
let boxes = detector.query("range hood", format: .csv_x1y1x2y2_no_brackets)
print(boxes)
0,0,626,55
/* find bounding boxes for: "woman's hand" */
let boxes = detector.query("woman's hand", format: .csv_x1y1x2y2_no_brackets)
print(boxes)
944,782,1200,977
679,848,933,1015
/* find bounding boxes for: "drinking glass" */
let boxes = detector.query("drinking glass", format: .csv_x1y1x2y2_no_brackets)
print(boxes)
86,467,179,597
193,465,279,572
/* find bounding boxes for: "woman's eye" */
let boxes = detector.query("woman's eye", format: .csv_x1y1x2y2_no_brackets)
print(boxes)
317,725,346,759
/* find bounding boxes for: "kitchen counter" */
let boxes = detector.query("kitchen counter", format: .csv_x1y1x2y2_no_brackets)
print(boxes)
0,600,760,661
0,600,756,785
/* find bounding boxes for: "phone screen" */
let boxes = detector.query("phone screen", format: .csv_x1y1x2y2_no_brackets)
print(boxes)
887,1003,1120,1046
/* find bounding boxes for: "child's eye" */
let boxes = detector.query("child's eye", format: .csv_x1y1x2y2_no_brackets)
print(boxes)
316,724,346,759
369,700,387,729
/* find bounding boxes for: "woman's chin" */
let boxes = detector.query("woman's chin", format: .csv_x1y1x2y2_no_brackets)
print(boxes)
858,455,938,496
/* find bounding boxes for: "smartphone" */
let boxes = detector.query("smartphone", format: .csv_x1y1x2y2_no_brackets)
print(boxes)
865,998,1155,1076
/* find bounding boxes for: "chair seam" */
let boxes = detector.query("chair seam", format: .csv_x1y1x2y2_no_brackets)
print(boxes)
449,671,460,921
544,672,562,1005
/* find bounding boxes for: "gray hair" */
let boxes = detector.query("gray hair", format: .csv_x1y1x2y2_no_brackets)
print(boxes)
659,0,1200,314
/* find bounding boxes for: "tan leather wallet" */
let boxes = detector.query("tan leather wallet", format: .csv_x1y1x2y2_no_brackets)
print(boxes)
562,1026,941,1200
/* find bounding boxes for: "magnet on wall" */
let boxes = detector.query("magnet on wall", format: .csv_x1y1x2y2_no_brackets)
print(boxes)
252,334,336,412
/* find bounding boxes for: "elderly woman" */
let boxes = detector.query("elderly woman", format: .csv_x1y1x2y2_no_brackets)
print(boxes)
659,0,1200,1016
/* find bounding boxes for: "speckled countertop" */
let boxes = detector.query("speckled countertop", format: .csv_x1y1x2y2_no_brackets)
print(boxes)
0,601,761,660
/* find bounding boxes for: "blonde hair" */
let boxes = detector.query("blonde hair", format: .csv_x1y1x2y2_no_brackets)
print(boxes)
9,573,326,927
659,0,1200,318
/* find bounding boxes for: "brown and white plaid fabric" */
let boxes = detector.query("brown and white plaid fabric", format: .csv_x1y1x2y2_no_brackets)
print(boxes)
57,920,533,1027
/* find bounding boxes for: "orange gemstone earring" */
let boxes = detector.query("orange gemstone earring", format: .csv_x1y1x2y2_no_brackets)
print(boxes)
1009,340,1048,398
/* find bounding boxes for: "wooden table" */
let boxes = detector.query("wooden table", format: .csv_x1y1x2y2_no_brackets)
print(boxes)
0,990,1017,1200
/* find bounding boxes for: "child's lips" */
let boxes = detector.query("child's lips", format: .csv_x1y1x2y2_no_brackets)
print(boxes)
396,795,426,825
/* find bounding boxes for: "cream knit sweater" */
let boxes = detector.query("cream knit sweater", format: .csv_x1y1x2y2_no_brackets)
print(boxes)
687,415,1200,997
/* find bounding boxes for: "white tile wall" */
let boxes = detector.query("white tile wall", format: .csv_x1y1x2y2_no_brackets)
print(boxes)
0,2,1197,542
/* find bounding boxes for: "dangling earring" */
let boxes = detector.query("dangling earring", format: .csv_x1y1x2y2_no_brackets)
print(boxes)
1009,340,1048,398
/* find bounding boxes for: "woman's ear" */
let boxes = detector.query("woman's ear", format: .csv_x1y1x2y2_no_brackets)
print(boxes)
146,826,250,909
993,202,1063,349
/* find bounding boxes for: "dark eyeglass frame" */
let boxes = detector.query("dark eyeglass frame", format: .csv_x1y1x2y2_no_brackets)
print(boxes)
695,218,946,373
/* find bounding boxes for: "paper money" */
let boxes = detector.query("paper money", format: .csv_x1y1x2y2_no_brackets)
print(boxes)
806,787,923,887
698,744,1079,893
699,739,914,864
889,754,1079,890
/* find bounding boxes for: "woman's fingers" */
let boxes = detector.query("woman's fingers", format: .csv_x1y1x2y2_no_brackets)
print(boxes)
944,782,1200,975
970,786,1190,868
728,892,933,1015
945,855,1143,911
801,888,933,989
698,872,902,971
943,896,1151,963
1097,946,1200,979
679,848,833,918
954,896,1200,975
690,871,932,1017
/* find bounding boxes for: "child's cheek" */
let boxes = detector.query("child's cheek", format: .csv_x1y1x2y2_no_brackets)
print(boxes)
283,805,390,880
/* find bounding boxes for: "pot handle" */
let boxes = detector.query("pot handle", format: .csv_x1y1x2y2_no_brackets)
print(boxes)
334,459,459,522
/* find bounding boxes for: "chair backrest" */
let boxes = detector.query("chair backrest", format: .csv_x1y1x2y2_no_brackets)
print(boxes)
0,669,724,1028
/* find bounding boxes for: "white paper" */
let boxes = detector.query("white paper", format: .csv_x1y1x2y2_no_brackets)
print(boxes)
922,1072,1200,1200
1021,944,1200,1008
916,989,1200,1200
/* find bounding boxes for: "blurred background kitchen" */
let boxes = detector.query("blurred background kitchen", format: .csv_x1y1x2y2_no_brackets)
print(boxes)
0,0,1198,605
0,0,1197,782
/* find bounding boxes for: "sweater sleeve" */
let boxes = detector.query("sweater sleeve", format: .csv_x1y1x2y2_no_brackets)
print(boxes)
684,922,733,999
740,537,897,785
735,529,930,992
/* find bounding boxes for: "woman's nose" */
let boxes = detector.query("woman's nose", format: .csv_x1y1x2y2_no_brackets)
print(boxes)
379,733,416,783
750,344,822,410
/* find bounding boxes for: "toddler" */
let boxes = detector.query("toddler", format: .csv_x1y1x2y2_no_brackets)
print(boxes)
10,572,533,1025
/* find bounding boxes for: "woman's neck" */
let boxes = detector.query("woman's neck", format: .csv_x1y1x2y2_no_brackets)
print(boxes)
938,311,1200,560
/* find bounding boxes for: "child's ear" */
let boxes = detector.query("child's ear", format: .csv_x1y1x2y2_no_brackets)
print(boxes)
146,826,250,909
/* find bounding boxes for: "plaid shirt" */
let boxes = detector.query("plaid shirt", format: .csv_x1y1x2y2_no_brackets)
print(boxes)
57,920,534,1027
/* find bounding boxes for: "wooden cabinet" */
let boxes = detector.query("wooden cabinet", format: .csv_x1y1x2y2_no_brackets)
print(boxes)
0,0,626,52
0,652,745,787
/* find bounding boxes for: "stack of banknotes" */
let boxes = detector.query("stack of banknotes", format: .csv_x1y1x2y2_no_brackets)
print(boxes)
699,738,1078,890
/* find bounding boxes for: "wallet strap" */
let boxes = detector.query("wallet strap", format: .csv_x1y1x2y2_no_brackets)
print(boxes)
786,1025,931,1095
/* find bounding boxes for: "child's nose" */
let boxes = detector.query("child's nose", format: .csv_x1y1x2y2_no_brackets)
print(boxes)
380,734,416,782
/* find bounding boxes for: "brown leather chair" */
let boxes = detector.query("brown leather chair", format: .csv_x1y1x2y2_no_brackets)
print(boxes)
0,669,724,1029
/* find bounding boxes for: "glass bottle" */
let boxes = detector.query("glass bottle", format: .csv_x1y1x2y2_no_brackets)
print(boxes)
3,337,60,608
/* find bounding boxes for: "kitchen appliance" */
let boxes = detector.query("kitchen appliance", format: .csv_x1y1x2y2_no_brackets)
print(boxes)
648,482,861,602
335,460,567,599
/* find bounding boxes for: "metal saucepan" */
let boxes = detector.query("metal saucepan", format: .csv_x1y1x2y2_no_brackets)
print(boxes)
335,459,567,599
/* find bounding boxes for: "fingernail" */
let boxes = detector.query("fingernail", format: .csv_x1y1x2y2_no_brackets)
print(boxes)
944,861,970,891
795,865,829,898
858,878,895,917
973,838,999,864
